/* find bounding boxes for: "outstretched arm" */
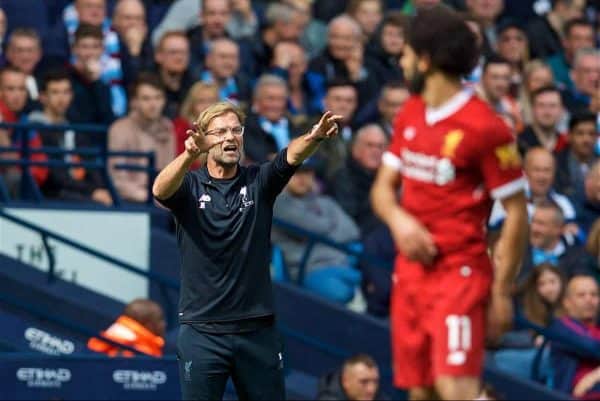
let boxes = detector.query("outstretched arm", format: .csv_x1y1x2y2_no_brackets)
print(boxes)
286,111,343,166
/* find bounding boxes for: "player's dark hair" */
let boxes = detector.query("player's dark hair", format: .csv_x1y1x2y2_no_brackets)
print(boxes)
326,77,357,92
407,5,479,78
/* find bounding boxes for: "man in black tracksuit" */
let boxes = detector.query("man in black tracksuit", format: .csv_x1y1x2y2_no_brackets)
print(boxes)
153,101,342,400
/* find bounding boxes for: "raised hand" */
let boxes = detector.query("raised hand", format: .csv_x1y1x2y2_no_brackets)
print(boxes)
185,127,225,157
306,111,344,142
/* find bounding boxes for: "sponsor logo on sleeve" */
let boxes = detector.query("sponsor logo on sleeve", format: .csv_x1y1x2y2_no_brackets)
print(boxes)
494,143,521,169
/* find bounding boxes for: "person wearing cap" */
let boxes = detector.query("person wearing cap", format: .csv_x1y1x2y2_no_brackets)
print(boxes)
271,156,362,305
152,101,342,400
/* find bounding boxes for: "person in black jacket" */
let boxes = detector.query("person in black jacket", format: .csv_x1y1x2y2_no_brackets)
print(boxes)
243,74,302,163
317,354,388,400
153,101,343,401
65,24,116,128
330,124,388,237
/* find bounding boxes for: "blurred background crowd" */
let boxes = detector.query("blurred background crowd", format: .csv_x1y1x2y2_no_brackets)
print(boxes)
0,0,599,396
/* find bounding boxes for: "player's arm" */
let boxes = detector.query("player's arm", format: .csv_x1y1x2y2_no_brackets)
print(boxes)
371,164,437,264
286,111,343,166
153,132,222,200
493,190,528,295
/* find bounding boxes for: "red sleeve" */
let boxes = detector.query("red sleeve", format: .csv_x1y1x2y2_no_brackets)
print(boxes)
381,103,407,172
479,118,525,200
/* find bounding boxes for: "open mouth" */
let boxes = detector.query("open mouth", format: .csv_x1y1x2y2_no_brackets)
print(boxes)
223,144,238,153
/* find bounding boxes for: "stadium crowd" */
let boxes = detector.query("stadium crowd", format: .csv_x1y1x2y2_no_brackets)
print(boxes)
0,0,599,398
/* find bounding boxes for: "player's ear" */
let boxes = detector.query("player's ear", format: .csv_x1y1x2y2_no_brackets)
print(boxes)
417,53,431,74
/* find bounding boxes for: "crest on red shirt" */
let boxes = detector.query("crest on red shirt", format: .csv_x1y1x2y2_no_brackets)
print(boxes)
441,130,464,158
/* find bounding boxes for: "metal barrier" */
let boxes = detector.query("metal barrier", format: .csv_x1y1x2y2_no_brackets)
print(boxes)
0,121,156,206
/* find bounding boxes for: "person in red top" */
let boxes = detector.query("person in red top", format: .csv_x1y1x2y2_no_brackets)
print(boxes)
371,6,529,400
0,66,48,198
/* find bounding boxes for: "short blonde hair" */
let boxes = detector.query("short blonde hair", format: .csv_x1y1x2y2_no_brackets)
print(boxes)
180,82,219,122
193,101,246,134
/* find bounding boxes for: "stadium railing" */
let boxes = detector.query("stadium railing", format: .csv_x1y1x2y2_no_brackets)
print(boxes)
0,121,156,206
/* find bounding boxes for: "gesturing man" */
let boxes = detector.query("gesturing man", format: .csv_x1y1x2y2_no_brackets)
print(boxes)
152,101,341,400
370,6,528,400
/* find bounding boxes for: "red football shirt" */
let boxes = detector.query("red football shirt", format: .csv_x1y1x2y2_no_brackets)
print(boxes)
383,90,525,258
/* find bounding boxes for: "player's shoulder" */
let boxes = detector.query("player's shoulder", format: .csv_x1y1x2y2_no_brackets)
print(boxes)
397,95,424,118
462,95,513,141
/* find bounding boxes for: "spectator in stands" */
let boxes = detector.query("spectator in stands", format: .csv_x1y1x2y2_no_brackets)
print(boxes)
186,0,255,75
200,37,251,108
400,0,442,16
498,263,565,350
0,8,6,64
252,3,304,77
517,86,568,156
244,74,300,164
561,48,600,114
365,12,406,85
346,0,384,41
526,0,585,59
555,111,598,202
0,66,48,198
4,28,43,110
518,60,555,126
517,201,587,283
548,275,600,398
465,0,504,49
173,82,219,159
112,0,154,87
272,160,362,305
29,70,111,205
490,147,579,237
108,73,175,203
586,219,600,265
495,20,529,98
153,31,195,119
577,160,600,234
330,124,388,237
66,24,116,127
375,81,409,137
317,354,387,400
282,0,328,58
47,0,127,117
517,263,565,327
309,14,380,110
151,0,258,47
314,79,359,180
269,40,320,127
546,18,595,92
88,298,166,357
476,54,523,133
358,223,394,317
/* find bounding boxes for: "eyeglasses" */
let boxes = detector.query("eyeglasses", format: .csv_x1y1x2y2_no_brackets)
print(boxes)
205,126,245,137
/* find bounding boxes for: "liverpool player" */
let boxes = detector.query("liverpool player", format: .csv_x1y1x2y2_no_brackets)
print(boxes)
371,6,528,401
